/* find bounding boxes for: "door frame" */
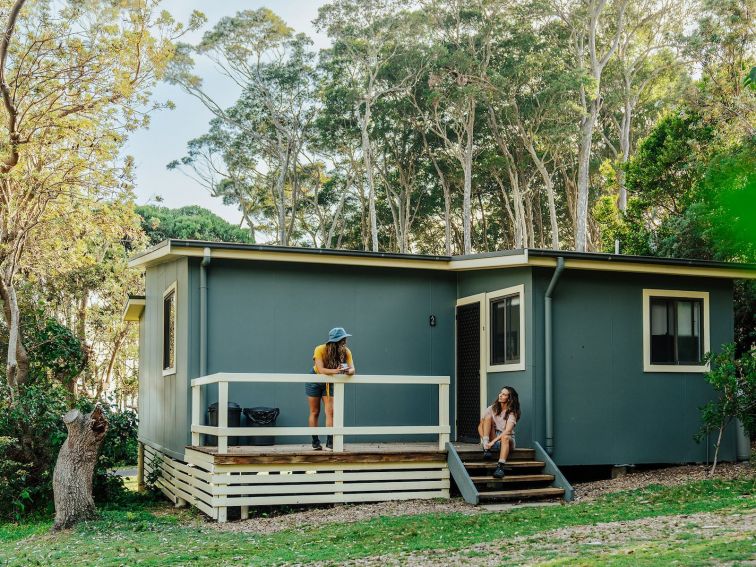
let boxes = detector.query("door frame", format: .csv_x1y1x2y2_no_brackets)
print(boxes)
455,293,487,441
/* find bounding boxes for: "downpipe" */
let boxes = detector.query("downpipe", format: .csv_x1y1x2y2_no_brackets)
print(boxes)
545,257,565,456
200,247,211,377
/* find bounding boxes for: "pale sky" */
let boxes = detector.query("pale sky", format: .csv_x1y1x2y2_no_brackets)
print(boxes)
124,1,329,225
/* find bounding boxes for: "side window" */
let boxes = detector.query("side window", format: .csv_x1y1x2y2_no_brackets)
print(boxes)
163,282,177,375
643,289,709,373
487,284,525,372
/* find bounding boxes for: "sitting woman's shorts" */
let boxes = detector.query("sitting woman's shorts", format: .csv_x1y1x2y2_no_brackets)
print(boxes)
305,369,332,397
490,429,516,451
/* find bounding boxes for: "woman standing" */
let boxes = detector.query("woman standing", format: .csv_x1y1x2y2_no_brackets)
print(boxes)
306,327,355,450
478,386,521,479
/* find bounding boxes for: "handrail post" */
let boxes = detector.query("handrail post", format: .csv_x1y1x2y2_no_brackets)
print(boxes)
218,380,228,454
333,382,345,452
438,382,449,450
192,384,201,446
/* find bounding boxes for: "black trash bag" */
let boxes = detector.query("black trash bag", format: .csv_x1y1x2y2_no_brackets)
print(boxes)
243,407,280,446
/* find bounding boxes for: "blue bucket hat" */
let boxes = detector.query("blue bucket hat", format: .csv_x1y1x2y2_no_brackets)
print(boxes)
327,327,352,343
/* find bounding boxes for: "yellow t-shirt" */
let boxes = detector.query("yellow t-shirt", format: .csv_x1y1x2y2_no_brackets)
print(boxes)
313,344,354,374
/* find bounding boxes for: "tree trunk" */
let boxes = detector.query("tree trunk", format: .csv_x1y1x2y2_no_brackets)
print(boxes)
358,101,379,252
0,274,29,392
53,406,108,530
575,100,598,252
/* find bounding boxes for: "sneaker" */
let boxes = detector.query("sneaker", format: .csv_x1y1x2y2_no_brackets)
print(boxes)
493,463,506,479
325,435,333,450
483,449,494,460
311,436,322,450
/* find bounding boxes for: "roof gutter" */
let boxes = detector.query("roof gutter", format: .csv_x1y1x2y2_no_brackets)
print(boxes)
544,257,565,455
200,247,211,377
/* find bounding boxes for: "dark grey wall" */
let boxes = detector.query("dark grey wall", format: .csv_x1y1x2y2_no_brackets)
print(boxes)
138,258,189,459
456,268,535,446
532,267,736,465
191,259,457,443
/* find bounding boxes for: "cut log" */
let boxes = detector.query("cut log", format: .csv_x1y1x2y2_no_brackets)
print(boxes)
52,406,108,530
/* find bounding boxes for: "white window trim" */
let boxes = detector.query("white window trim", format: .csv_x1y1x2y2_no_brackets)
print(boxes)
642,289,710,373
486,284,526,373
162,281,177,377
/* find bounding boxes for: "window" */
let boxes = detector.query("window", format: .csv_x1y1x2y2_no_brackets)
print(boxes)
487,284,525,372
643,289,709,373
162,282,176,375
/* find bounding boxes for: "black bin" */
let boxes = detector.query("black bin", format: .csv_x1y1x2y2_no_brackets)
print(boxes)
206,402,241,446
243,407,280,446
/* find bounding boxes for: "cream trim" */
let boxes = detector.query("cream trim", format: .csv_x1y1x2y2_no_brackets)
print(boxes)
128,244,755,279
485,284,526,373
563,258,754,279
122,297,145,322
162,281,177,377
449,254,529,271
642,289,710,373
455,293,487,420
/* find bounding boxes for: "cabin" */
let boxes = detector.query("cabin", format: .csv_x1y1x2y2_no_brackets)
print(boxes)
124,240,755,521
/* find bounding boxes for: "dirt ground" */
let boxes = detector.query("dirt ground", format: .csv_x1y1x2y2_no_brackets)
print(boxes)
215,461,754,536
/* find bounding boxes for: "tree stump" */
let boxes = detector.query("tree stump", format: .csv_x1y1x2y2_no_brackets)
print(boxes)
52,406,108,530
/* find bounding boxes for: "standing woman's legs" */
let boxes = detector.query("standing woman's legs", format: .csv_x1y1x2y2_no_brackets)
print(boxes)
324,395,334,448
307,396,321,427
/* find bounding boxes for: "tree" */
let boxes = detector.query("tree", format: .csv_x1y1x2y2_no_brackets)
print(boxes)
316,0,420,252
0,0,186,394
696,344,755,474
169,9,319,246
136,205,253,246
553,0,627,251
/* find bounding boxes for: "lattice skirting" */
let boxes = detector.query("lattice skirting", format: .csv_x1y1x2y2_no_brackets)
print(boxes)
142,444,450,522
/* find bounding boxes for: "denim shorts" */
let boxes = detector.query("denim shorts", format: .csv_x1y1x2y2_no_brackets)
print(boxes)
305,368,332,398
305,381,332,398
490,430,516,451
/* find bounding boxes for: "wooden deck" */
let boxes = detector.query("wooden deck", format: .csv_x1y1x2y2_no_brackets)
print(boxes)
187,442,447,465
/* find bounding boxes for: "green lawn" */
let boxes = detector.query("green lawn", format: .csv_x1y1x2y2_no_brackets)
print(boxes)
0,478,753,566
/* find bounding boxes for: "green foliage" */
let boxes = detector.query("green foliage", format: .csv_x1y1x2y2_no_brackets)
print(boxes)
135,205,252,246
0,382,139,520
696,344,756,442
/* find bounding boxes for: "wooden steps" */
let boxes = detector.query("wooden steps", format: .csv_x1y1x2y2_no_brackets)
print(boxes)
450,444,567,505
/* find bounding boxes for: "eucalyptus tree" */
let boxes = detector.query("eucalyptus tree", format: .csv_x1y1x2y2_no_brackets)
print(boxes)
315,0,423,252
552,0,628,251
0,0,185,394
420,0,498,255
598,0,688,211
168,9,319,245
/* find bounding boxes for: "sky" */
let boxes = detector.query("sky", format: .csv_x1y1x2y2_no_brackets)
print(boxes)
123,1,329,225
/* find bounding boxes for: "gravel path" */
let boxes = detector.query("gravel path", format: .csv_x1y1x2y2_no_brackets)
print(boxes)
214,461,753,535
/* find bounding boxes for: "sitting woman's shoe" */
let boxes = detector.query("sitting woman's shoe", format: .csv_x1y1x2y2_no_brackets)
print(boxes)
312,436,323,450
493,463,507,479
483,449,494,460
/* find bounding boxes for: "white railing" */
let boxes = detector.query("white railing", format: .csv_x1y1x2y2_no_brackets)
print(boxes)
190,373,450,454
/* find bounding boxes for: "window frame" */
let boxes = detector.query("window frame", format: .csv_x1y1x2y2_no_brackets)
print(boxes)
486,284,525,372
162,281,177,376
642,289,710,373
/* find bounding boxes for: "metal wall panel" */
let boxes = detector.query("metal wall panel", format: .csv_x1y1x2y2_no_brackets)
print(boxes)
533,268,735,465
192,259,457,444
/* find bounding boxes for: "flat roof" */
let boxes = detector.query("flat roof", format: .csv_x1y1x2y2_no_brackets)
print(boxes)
127,239,756,279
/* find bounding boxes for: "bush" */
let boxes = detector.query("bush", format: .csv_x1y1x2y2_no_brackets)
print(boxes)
0,382,139,520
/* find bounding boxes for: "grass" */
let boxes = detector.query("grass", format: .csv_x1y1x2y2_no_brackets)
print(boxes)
0,478,753,566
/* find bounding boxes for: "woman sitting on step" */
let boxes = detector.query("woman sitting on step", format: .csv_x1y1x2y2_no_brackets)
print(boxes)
478,386,521,479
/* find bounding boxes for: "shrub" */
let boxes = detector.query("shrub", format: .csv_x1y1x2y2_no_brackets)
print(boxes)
0,382,140,519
